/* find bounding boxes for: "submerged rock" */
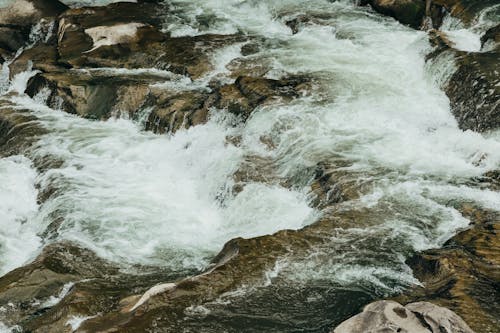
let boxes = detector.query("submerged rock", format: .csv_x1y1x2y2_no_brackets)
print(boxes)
333,300,475,333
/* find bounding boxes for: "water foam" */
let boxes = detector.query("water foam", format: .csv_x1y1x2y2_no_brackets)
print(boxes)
0,156,40,275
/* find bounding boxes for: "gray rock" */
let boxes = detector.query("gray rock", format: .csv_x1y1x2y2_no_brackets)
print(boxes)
333,300,475,333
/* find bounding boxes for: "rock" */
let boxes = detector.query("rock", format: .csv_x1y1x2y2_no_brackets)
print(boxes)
426,29,500,132
25,71,158,119
361,1,498,30
0,100,46,156
50,214,349,332
309,161,371,208
431,0,499,25
9,42,60,79
0,0,68,57
0,27,28,53
54,1,242,78
0,241,187,333
395,205,500,333
481,24,500,50
446,50,500,132
215,76,310,119
333,300,475,333
0,0,68,27
144,89,211,134
0,242,118,328
361,0,426,29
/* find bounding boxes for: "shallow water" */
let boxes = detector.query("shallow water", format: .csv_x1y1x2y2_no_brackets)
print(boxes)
0,0,499,332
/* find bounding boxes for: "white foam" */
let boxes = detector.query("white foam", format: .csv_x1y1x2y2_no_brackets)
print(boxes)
66,315,96,332
40,282,75,308
0,156,41,275
0,322,19,333
4,98,315,270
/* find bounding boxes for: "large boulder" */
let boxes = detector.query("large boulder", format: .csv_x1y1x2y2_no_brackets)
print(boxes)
333,300,475,333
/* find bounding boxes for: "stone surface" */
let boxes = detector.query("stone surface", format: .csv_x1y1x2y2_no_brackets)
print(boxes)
361,0,426,29
0,0,68,58
396,204,500,333
333,300,475,333
446,50,500,132
426,28,500,132
0,99,46,156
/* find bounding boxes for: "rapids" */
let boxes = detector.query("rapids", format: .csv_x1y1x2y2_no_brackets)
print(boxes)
0,0,499,332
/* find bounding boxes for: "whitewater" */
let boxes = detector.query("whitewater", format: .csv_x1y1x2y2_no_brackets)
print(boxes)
0,0,499,332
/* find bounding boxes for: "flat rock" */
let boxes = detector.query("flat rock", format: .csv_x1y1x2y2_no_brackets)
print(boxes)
333,300,475,333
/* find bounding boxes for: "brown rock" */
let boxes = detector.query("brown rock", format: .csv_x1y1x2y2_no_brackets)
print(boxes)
396,205,500,333
333,300,475,333
362,0,426,29
0,99,46,156
25,71,158,119
446,50,500,132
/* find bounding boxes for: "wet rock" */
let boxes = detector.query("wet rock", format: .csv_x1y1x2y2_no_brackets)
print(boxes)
446,50,500,132
144,75,310,134
361,0,426,29
63,218,340,332
144,89,211,134
426,28,500,132
332,300,475,333
0,0,68,57
25,71,157,119
0,242,118,328
0,0,68,27
0,27,28,54
396,205,500,333
309,161,370,208
431,0,499,25
481,24,500,50
55,1,242,78
216,76,309,119
0,241,187,333
0,100,46,156
285,15,310,34
9,42,60,79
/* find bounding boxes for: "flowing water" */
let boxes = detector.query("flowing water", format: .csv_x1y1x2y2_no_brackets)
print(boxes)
0,0,499,332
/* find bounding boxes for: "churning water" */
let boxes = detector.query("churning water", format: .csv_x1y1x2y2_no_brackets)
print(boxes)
0,0,499,331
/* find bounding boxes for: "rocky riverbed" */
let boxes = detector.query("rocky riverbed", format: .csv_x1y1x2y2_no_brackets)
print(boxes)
0,0,499,332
